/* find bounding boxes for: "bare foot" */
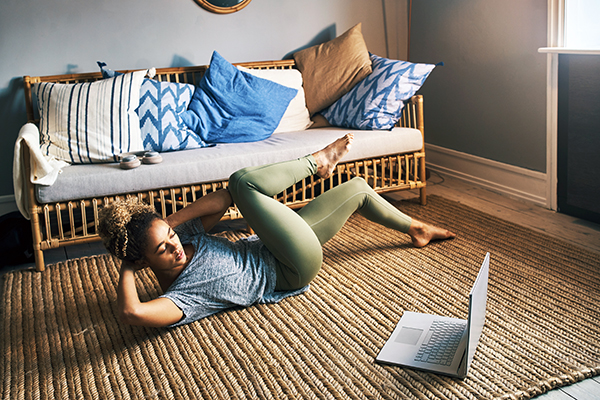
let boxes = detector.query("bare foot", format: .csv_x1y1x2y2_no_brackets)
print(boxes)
312,133,354,178
407,220,456,248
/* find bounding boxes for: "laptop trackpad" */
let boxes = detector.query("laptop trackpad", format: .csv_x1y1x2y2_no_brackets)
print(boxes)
394,327,423,345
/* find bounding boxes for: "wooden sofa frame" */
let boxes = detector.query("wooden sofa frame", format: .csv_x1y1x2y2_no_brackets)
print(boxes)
22,60,427,272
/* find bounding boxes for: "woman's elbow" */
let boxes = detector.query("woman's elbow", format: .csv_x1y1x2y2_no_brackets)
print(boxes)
118,305,150,326
119,307,138,325
118,306,176,328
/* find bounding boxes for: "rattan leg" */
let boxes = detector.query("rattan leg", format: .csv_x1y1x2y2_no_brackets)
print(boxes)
33,247,45,272
419,152,427,205
30,214,46,272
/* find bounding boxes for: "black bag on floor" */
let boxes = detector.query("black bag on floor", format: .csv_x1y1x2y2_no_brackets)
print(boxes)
0,211,34,268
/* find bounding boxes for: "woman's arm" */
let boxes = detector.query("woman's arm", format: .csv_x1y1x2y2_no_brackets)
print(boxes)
117,263,184,327
165,189,232,232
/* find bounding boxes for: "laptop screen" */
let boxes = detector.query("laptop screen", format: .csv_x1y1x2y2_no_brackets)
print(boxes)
466,252,490,370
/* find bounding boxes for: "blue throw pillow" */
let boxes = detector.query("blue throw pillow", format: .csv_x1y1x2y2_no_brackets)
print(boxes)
97,62,207,152
98,62,121,79
181,51,298,144
320,54,437,130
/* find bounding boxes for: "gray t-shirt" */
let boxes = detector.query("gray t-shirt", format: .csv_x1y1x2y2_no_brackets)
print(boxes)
160,217,308,327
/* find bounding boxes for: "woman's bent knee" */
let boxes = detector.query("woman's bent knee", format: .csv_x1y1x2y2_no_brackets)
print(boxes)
349,176,368,187
339,176,371,194
228,168,253,200
228,168,245,188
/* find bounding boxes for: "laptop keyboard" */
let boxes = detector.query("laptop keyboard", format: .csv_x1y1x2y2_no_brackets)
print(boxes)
414,320,466,366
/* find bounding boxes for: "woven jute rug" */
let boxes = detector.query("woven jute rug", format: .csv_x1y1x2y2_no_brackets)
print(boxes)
1,195,599,399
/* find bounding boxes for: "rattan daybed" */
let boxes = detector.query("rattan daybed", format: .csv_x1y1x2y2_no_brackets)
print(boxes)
20,60,427,272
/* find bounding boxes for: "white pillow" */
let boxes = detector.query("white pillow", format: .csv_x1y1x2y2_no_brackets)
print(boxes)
237,66,313,133
34,70,146,163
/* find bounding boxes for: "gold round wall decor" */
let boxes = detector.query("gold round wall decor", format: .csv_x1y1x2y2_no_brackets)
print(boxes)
195,0,251,14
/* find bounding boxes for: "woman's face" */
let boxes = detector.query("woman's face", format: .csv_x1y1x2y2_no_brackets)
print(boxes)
140,219,187,271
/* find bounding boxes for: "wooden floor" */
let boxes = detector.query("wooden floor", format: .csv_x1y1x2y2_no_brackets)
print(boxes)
385,172,600,254
3,172,600,399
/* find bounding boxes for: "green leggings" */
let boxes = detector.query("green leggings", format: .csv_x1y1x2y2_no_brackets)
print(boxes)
228,155,412,291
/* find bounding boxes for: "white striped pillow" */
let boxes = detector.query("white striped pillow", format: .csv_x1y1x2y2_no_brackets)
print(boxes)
34,70,146,163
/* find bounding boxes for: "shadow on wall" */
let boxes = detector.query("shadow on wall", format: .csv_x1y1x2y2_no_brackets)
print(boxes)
282,24,337,60
171,55,195,68
0,77,28,197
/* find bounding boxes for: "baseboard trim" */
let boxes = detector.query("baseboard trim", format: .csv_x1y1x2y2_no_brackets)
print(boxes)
425,144,548,207
0,194,18,217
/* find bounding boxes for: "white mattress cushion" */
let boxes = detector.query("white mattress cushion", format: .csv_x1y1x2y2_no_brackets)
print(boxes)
36,127,423,203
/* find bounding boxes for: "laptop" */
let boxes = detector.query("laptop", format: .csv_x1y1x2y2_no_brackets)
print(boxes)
375,252,490,379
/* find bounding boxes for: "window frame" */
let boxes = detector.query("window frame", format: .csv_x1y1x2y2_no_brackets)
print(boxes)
538,0,600,211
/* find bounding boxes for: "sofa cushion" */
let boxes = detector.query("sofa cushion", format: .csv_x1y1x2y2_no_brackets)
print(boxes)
182,51,298,144
97,62,206,152
33,70,146,164
236,66,312,133
293,23,372,116
320,54,436,130
36,127,424,203
138,79,207,151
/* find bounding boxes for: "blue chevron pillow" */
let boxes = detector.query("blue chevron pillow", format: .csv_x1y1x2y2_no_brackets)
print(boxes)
97,62,207,152
320,54,437,130
137,79,208,152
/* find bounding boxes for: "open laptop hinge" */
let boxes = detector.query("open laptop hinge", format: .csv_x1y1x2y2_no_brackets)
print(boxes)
457,350,467,379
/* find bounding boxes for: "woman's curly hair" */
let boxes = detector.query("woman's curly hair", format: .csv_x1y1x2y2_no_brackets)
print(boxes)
98,198,161,262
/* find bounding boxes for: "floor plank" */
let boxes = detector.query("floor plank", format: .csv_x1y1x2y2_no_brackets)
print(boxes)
560,379,600,399
536,389,578,399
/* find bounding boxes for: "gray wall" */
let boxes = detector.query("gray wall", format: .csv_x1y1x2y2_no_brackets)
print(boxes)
410,0,548,172
0,0,409,198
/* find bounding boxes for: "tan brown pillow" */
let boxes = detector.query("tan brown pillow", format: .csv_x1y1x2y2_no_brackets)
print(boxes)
293,23,372,116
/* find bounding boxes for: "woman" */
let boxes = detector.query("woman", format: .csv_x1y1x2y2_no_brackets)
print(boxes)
98,134,455,328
